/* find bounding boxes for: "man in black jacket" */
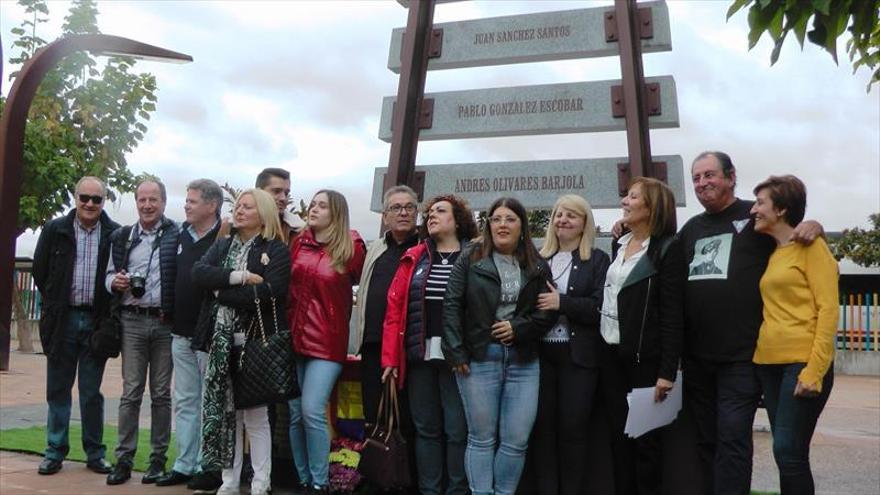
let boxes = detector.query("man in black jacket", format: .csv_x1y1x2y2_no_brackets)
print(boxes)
104,179,179,485
156,179,223,488
33,176,119,476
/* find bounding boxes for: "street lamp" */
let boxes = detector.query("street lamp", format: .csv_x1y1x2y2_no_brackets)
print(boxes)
0,34,192,371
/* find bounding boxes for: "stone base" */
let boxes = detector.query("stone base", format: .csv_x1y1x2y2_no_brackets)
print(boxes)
834,350,880,376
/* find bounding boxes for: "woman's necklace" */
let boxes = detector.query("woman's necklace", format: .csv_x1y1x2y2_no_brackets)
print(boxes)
437,250,456,265
551,253,574,283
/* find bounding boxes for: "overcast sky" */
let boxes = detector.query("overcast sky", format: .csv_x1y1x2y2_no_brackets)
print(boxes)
3,0,878,257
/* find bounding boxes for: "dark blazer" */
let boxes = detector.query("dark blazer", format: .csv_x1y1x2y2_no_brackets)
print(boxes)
191,234,290,352
611,235,686,381
442,245,557,367
33,210,119,359
547,248,611,368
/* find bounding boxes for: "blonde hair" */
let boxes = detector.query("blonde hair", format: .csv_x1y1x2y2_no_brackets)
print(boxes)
312,189,354,273
237,188,286,244
540,194,596,260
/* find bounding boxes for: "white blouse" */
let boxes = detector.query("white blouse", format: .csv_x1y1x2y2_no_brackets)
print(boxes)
600,233,650,344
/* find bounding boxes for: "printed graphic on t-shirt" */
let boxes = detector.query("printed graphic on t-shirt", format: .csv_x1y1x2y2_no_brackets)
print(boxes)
689,233,732,280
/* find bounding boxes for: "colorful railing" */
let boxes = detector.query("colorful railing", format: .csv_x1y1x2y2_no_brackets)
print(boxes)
838,292,880,351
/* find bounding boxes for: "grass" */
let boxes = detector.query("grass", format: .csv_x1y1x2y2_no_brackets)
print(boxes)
0,424,177,472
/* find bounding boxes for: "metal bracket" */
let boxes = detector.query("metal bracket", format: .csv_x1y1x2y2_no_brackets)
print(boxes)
418,97,434,129
617,161,668,196
610,82,661,118
383,171,426,201
391,97,435,131
429,28,443,58
604,7,654,42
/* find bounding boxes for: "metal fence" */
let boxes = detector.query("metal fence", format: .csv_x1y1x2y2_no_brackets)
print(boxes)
839,292,880,351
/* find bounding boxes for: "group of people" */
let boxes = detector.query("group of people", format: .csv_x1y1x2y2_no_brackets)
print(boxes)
33,150,839,495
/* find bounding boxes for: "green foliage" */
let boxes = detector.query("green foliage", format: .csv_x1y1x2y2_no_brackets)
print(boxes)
829,213,880,267
728,0,880,91
2,0,159,235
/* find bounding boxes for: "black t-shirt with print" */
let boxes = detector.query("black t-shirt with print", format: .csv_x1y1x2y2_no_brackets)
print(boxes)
678,199,775,362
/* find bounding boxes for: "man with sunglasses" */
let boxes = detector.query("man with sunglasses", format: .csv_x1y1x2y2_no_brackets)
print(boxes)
33,177,119,476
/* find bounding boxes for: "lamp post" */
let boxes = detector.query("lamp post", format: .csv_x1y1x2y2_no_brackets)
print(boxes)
0,34,192,371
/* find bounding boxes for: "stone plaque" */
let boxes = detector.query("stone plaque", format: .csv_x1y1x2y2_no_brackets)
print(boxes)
388,1,671,72
378,76,678,142
370,155,685,212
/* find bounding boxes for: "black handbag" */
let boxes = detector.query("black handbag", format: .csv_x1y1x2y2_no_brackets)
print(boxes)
359,378,411,490
89,303,122,359
232,287,300,409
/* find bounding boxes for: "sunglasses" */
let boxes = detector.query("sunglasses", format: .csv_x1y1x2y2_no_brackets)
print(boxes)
78,194,104,205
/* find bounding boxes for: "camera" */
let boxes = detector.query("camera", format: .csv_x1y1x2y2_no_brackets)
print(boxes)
129,272,146,298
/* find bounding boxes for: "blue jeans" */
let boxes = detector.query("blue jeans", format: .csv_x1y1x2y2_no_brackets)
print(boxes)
455,344,539,495
407,360,468,495
170,335,207,475
287,355,342,487
756,363,833,495
45,308,106,462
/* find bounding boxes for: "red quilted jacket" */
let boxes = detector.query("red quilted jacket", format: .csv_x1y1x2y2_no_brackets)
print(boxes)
288,228,366,362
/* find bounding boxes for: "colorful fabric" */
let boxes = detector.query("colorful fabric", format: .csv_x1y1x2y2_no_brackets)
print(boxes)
201,235,254,470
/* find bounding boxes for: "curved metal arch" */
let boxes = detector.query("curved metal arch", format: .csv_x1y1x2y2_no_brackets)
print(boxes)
0,34,192,370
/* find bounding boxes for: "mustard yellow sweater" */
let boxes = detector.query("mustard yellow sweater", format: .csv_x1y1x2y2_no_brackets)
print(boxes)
753,238,839,390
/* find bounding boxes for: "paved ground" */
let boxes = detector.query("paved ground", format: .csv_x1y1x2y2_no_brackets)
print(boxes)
2,348,878,494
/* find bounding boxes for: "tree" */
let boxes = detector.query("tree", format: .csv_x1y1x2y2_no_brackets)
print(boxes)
728,0,880,90
830,213,880,267
2,0,159,235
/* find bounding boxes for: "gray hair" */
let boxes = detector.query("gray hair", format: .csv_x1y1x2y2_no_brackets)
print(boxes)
75,176,107,196
187,178,223,215
382,184,418,210
136,179,167,203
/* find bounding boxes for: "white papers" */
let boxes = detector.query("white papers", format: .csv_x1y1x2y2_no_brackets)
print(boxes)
624,371,683,438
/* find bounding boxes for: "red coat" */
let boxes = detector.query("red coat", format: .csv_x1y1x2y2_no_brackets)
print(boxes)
380,242,427,388
288,228,366,362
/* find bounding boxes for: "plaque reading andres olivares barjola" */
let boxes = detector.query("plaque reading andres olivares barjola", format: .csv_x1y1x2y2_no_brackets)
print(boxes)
370,155,685,212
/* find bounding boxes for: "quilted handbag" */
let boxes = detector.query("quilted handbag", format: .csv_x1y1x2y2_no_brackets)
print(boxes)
232,288,300,409
359,378,411,490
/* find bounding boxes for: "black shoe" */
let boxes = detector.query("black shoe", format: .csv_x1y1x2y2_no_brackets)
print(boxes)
106,462,132,485
156,470,192,486
188,470,222,493
308,485,330,495
37,458,62,475
141,460,166,484
86,458,113,474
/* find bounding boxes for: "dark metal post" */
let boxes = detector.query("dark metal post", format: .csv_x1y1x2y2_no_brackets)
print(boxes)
383,0,436,196
0,34,191,370
615,0,654,179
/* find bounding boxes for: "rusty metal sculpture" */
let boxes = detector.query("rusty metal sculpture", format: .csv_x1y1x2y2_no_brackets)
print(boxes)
0,34,192,371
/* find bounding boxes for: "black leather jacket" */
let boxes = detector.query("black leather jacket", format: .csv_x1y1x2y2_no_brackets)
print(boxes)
545,248,611,368
442,244,557,366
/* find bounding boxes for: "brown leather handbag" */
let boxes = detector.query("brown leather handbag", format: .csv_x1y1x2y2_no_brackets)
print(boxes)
358,378,411,490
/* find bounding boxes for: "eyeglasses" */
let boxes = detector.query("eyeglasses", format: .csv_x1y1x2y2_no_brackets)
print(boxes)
489,216,519,225
387,203,417,214
78,194,104,205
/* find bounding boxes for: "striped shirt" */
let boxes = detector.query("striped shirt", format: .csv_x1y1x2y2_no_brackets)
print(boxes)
70,217,101,306
424,249,459,360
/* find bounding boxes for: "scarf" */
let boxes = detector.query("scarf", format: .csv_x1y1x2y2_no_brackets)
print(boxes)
201,234,255,470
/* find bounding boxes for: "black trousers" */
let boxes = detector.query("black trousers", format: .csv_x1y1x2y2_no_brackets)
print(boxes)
683,358,760,495
361,342,384,425
597,342,666,495
519,342,599,495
